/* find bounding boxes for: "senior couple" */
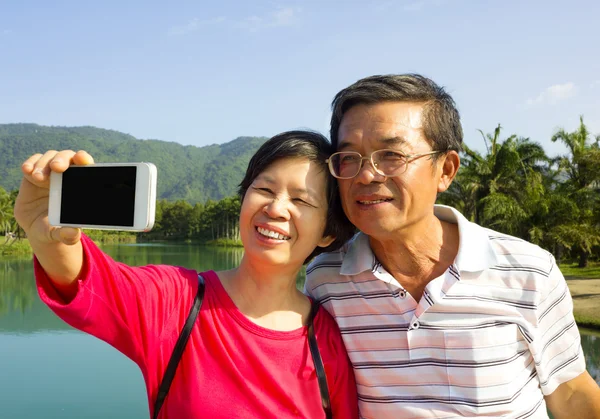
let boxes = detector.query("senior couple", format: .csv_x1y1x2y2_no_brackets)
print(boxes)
15,74,600,418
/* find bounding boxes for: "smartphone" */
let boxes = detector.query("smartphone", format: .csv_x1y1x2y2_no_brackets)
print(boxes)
48,163,157,232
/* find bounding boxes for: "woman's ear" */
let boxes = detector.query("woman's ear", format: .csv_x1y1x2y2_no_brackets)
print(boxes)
317,235,335,248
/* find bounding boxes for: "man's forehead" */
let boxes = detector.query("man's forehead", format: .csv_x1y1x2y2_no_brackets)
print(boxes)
338,135,410,151
341,102,425,127
338,102,427,149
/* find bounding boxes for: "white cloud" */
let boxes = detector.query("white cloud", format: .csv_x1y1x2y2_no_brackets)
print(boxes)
525,82,577,106
237,7,300,32
169,7,299,36
373,0,394,11
404,1,426,11
374,0,445,12
591,80,600,89
272,7,296,26
168,16,226,36
238,15,264,32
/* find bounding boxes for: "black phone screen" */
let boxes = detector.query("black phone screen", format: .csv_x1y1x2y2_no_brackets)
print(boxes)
60,166,137,227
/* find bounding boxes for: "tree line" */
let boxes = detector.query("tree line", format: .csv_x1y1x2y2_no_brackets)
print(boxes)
437,117,600,267
1,118,599,266
146,196,242,244
0,190,243,246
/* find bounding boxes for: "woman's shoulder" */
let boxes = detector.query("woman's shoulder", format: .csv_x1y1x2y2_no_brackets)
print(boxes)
312,303,344,342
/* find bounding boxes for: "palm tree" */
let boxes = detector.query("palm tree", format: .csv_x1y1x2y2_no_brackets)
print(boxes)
0,187,16,240
442,124,548,237
551,116,600,267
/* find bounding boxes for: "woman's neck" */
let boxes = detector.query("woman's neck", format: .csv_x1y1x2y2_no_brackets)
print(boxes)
217,257,311,331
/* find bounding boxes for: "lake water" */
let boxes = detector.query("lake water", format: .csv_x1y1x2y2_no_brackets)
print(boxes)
0,242,598,419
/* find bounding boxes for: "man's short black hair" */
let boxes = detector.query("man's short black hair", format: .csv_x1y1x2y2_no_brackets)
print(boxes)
330,74,463,155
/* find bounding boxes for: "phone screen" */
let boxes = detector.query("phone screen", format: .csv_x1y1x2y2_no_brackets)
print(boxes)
60,166,137,227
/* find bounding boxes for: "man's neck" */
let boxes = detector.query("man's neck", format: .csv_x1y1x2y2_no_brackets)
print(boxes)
369,215,459,301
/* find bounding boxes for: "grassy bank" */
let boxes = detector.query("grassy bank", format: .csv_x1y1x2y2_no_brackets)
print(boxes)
559,262,600,279
0,232,137,256
205,238,243,247
574,315,600,329
567,278,600,330
83,231,137,244
559,262,600,330
0,239,32,256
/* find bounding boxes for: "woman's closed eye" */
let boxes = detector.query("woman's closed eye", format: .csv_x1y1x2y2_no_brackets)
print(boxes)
253,187,274,195
293,197,317,208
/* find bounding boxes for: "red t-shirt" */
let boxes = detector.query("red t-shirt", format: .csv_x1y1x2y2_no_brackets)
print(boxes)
35,235,358,418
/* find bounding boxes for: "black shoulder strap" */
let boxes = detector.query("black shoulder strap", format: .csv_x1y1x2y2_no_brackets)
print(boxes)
307,301,333,419
153,278,332,419
153,275,205,419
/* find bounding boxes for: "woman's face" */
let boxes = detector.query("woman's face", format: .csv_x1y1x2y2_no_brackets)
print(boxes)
239,157,334,268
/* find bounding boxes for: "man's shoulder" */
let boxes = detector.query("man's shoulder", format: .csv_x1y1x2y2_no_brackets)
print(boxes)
307,248,346,271
305,239,353,292
306,246,346,278
481,227,555,271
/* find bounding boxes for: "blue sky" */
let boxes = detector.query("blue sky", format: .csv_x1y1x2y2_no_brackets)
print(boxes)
1,0,598,157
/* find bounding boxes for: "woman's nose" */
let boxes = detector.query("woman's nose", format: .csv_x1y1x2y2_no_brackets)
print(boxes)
263,198,291,220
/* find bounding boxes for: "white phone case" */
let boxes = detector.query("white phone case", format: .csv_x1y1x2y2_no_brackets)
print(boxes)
48,162,157,232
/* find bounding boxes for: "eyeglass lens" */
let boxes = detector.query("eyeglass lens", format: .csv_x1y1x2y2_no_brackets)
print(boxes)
330,150,407,178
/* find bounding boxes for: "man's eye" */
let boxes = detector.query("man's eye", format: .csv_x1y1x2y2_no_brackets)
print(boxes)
341,154,360,163
381,151,404,160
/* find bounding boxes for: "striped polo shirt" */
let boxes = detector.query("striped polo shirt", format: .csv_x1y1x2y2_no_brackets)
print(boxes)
305,205,586,418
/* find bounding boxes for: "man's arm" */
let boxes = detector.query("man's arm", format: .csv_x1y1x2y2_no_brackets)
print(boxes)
545,371,600,419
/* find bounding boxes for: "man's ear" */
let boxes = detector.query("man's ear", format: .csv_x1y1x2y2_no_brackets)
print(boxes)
317,235,335,248
437,150,460,193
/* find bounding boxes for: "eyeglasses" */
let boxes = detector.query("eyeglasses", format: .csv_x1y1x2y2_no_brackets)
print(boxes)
326,149,443,179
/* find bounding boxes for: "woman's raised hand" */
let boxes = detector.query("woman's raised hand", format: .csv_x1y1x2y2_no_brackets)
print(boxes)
14,150,94,246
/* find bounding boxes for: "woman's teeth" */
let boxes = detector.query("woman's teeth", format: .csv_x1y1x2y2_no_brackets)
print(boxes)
257,227,290,240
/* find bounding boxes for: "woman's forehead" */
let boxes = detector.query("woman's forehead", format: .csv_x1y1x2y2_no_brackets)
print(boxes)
254,158,328,196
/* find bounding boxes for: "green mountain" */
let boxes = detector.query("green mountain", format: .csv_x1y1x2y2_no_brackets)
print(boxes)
0,123,268,203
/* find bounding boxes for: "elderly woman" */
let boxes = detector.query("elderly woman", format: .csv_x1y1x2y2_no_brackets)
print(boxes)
14,131,358,418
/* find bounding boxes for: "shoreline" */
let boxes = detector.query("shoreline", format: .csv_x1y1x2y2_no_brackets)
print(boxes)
566,278,600,330
1,240,599,330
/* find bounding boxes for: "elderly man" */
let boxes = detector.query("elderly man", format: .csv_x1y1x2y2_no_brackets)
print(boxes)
305,74,600,418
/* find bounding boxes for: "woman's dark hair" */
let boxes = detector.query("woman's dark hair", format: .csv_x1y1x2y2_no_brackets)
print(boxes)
238,130,356,264
330,74,463,156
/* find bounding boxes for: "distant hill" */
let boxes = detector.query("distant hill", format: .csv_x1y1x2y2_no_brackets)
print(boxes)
0,123,268,203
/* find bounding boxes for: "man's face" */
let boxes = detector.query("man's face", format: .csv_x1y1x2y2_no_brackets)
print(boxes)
336,101,447,240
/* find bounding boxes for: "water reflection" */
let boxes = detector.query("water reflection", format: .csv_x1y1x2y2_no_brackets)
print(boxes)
582,330,600,383
0,244,598,385
0,259,35,318
0,244,306,334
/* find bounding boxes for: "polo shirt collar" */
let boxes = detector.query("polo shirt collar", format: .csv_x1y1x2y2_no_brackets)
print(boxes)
340,205,498,276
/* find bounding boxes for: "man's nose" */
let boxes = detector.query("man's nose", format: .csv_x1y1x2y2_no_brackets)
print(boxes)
355,159,385,184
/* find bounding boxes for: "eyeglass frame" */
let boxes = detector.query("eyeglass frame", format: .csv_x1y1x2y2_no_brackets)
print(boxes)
326,149,444,179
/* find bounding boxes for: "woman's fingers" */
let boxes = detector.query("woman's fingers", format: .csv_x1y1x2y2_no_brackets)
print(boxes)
50,227,82,246
21,153,44,175
48,150,79,173
22,150,93,177
21,150,93,188
72,150,94,165
30,150,62,182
